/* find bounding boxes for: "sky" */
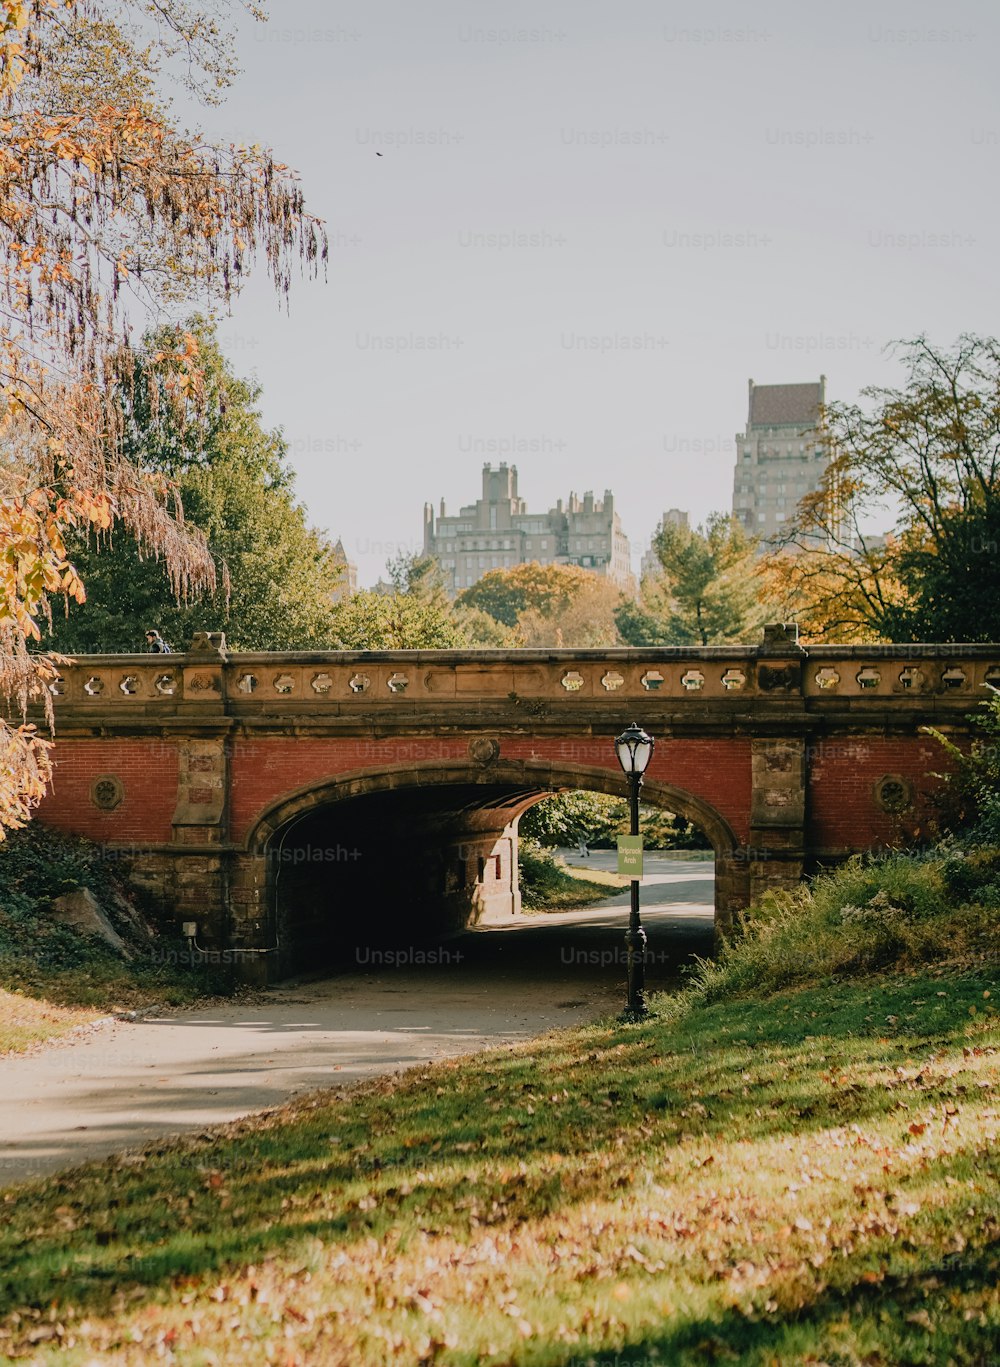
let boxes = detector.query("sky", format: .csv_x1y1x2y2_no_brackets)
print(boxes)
184,0,999,586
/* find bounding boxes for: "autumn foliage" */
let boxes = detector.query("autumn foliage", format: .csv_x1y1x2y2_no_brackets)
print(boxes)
0,1,324,833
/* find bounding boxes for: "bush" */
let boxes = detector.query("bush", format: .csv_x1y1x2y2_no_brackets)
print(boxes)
0,825,233,1007
519,791,711,850
518,839,611,911
674,847,1000,1010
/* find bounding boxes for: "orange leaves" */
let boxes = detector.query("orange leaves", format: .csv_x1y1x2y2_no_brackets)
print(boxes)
60,562,85,603
0,2,324,840
0,719,52,837
70,488,113,531
0,482,105,647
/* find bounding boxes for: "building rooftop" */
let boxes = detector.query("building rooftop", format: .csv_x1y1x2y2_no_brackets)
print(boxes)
749,379,824,427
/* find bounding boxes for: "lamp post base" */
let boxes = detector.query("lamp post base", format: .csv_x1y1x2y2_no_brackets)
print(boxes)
623,920,647,1021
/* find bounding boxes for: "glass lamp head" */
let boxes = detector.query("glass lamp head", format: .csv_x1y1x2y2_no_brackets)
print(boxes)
614,722,654,776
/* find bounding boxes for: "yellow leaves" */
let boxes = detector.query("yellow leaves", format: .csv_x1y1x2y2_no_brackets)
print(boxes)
0,10,320,842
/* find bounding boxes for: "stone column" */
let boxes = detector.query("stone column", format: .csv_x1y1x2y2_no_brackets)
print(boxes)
227,851,272,984
748,737,807,903
506,822,522,917
713,848,750,942
169,640,231,943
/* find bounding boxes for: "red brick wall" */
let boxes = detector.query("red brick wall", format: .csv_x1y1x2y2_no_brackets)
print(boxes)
39,731,953,855
38,738,179,844
227,735,754,845
807,735,948,851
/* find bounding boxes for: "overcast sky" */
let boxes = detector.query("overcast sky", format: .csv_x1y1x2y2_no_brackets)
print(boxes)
189,0,999,585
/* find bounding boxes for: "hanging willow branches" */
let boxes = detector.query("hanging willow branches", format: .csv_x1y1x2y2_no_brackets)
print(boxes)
0,0,326,833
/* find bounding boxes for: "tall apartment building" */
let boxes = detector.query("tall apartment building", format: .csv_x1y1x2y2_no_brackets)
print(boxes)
732,377,828,544
423,464,634,596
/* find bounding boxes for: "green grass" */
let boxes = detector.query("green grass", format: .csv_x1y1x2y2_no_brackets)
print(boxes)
519,841,623,910
0,960,996,1364
0,842,997,1361
679,847,1000,1011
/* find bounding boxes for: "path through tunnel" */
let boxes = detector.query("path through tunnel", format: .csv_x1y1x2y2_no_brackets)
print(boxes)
258,764,735,992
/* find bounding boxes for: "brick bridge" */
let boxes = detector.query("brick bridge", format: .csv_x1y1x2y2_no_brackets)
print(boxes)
29,626,998,980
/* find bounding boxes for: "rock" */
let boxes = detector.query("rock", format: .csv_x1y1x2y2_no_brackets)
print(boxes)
105,885,157,942
50,888,132,959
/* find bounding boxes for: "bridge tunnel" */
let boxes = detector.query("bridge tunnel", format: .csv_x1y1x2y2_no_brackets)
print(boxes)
266,781,541,978
256,766,732,982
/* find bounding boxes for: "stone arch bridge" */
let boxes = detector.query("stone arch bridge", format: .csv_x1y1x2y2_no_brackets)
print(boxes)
28,627,999,979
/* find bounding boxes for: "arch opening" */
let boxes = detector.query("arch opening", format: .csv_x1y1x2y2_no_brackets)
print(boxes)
250,761,745,982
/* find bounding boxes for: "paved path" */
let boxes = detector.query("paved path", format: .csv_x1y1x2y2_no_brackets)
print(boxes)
0,854,713,1188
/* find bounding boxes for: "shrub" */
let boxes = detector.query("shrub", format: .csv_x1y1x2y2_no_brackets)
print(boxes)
0,825,233,1007
673,847,1000,1011
518,839,610,911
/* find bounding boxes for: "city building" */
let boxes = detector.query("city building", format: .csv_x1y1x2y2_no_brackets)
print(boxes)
330,537,358,603
423,464,634,596
731,376,829,546
641,507,689,580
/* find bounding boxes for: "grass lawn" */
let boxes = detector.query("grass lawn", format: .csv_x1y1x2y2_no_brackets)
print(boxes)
519,845,626,911
0,962,996,1364
0,988,101,1056
0,957,231,1055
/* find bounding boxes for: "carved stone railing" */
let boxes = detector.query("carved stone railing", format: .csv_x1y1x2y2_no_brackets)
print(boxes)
36,637,1000,716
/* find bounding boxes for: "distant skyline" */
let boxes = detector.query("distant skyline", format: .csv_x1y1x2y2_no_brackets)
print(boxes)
182,0,1000,585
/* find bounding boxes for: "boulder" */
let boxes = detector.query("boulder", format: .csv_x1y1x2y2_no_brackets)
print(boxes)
51,888,132,959
105,885,157,942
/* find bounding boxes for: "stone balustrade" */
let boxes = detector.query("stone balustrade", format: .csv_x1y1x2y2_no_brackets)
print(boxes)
38,642,1000,713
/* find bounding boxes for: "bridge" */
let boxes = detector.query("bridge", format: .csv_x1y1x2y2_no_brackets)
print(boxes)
28,625,998,980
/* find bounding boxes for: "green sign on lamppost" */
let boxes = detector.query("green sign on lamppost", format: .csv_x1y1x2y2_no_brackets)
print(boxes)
614,722,654,1021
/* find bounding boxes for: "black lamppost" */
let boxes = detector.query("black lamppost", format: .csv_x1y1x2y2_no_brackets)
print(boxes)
614,722,655,1020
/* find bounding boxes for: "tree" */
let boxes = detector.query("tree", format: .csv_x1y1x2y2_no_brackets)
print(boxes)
456,562,597,628
618,514,763,646
44,319,341,652
517,573,623,647
328,591,469,651
520,791,710,850
456,561,623,645
330,552,521,650
765,335,1000,642
0,1,324,833
386,552,452,610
